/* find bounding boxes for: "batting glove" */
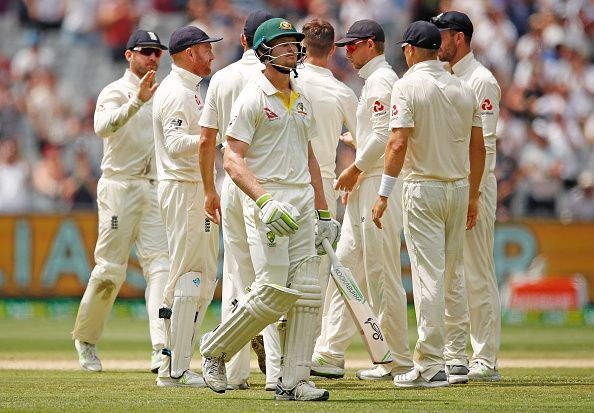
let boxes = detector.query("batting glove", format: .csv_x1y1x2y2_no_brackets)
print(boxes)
256,193,300,237
315,209,341,255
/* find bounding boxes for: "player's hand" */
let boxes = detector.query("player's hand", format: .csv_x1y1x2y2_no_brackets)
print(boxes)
372,196,388,229
334,164,362,192
256,193,299,236
339,132,356,149
466,196,479,230
315,210,341,255
204,189,221,225
137,70,159,102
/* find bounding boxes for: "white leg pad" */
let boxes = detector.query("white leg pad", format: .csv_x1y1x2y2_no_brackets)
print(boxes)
162,272,202,378
200,283,301,360
282,256,322,388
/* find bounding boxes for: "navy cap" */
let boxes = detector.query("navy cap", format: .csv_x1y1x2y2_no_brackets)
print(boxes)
335,19,385,46
126,30,167,50
397,21,441,50
244,10,274,38
169,26,223,55
430,11,474,38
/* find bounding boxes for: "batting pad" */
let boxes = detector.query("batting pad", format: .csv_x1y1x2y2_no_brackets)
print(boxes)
283,256,322,388
200,283,301,360
169,272,202,378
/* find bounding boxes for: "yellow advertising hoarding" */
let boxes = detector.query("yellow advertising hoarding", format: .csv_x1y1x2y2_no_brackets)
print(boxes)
0,215,593,301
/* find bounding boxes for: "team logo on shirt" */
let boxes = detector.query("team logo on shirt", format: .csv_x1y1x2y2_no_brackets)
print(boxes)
296,102,308,116
264,107,279,121
481,98,493,112
266,231,276,247
170,118,183,127
372,100,387,118
97,104,105,112
391,104,398,117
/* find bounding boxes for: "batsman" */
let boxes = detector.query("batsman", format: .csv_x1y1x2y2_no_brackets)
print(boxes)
199,18,339,402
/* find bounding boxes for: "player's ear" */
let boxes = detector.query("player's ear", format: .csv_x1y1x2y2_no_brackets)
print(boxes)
124,49,133,62
328,44,336,57
240,34,247,48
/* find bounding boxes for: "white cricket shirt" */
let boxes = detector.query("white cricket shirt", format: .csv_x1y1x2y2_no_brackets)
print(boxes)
94,69,156,179
226,71,316,186
352,55,399,177
153,64,203,182
296,63,358,180
199,49,264,143
451,51,501,172
390,60,482,181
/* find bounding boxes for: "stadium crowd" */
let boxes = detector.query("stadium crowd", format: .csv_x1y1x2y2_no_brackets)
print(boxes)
0,0,593,220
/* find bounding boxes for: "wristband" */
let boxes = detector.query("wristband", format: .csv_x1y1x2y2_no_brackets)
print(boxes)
378,174,397,198
256,193,272,208
316,209,331,220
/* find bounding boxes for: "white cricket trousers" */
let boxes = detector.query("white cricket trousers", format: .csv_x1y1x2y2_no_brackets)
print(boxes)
315,176,413,372
463,167,500,368
220,176,282,385
157,180,219,309
73,176,169,352
403,179,470,380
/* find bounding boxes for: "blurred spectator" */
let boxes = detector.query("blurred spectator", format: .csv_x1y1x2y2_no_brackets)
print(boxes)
561,170,594,221
31,144,72,210
0,137,30,213
10,31,55,81
19,0,65,31
97,0,138,61
60,0,100,46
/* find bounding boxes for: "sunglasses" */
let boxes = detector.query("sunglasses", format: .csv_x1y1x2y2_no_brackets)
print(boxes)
133,47,163,57
345,38,371,54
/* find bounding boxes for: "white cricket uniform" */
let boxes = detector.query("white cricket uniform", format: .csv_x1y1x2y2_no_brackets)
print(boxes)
152,63,219,311
73,69,169,353
314,55,413,373
390,60,482,380
451,51,501,369
199,49,280,385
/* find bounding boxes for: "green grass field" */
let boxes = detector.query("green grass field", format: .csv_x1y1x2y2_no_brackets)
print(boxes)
1,308,593,412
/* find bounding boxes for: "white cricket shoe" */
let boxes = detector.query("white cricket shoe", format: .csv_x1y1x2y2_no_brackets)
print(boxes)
156,370,206,388
226,380,250,390
275,380,329,401
74,340,102,372
468,361,501,382
202,356,227,393
151,350,163,373
394,368,449,389
356,365,393,381
445,365,469,384
310,352,345,379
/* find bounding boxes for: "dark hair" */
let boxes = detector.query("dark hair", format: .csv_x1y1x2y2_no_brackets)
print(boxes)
374,41,384,54
246,35,255,48
302,19,335,58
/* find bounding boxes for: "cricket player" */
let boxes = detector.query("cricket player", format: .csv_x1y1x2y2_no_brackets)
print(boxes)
432,11,502,382
72,30,169,374
200,18,339,401
198,10,280,391
152,26,222,387
313,19,414,381
372,21,485,389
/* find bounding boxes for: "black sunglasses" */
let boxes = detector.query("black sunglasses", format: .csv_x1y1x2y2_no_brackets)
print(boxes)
133,47,163,57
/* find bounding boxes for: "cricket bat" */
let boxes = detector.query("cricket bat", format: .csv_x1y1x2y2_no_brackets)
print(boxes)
322,238,394,365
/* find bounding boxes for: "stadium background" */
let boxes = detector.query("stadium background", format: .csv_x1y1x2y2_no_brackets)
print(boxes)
0,0,593,325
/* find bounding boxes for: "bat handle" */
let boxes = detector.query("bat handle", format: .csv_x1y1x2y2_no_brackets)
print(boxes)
322,238,341,268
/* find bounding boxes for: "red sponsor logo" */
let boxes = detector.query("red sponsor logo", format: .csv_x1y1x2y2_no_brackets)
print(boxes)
373,100,385,113
264,107,279,120
392,104,398,116
296,102,307,116
481,98,493,111
195,95,201,106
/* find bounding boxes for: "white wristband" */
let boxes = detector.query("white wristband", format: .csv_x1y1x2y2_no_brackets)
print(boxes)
378,174,397,198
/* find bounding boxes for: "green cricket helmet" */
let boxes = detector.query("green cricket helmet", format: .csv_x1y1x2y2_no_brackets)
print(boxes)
252,18,305,51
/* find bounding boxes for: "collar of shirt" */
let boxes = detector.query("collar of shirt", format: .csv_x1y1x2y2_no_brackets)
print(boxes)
451,51,476,77
123,69,141,86
358,54,389,80
255,70,303,99
403,59,447,78
303,62,333,77
171,63,202,91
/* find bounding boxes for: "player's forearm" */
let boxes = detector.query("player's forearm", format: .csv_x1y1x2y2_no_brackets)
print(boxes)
468,126,486,200
308,145,328,210
94,96,143,138
383,128,408,177
354,134,387,172
164,132,199,159
199,127,218,193
223,151,265,201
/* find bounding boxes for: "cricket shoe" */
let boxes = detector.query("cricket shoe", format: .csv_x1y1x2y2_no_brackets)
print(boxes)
275,379,329,401
156,370,206,388
468,361,501,382
202,355,227,393
227,380,249,390
266,380,315,391
251,334,266,374
310,352,345,379
356,365,393,381
150,349,163,373
74,339,102,372
394,368,449,389
446,365,469,384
